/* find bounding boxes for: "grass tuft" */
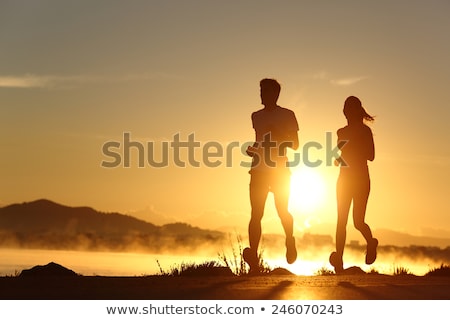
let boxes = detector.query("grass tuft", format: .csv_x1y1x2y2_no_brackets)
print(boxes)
218,233,273,275
425,263,450,277
217,233,247,276
156,260,232,277
1,270,21,278
393,265,412,276
314,267,334,276
156,233,274,276
367,267,380,275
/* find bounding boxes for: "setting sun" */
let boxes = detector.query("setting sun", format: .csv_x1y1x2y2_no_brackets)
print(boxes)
289,167,327,214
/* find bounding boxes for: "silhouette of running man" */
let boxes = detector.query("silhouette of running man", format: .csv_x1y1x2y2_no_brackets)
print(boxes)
243,78,299,274
330,96,378,274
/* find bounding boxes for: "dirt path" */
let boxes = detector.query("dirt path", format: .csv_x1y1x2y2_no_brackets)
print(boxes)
1,274,450,300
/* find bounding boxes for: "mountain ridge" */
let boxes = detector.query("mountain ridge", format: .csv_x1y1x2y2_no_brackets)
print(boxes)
1,199,449,251
0,199,225,254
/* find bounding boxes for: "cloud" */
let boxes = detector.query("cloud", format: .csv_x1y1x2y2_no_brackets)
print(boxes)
330,76,368,86
310,71,368,86
311,71,330,81
0,72,182,89
125,205,176,226
0,74,54,88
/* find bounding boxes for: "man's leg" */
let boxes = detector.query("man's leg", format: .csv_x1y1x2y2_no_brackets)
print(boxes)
246,172,268,271
273,170,297,264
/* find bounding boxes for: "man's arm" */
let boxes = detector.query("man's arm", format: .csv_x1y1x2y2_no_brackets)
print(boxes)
285,110,299,150
287,130,299,150
246,131,260,157
277,130,299,154
246,142,259,156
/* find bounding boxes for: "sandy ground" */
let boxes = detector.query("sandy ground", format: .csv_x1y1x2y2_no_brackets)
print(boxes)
1,273,450,300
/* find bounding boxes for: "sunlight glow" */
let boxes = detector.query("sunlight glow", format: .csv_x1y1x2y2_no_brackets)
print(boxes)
268,258,329,276
289,168,326,214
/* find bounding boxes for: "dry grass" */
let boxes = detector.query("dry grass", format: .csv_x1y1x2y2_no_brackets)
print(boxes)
425,263,450,277
156,233,273,276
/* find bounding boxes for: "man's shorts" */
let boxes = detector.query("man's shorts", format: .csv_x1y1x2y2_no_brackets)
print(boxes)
249,168,291,195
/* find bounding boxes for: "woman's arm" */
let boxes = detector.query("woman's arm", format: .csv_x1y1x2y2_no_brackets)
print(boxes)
366,128,375,161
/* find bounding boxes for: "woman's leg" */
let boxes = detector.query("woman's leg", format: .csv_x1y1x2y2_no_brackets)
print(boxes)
332,175,352,272
352,177,378,264
352,178,373,243
336,176,352,258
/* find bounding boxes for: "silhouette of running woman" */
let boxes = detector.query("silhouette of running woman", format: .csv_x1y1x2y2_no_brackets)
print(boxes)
330,96,378,273
244,78,299,274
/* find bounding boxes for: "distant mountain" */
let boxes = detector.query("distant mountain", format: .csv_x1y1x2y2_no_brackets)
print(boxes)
374,229,450,248
0,199,158,235
1,199,449,258
304,222,450,249
0,199,225,254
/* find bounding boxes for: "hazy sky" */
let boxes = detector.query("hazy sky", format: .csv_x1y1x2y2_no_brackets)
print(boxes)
1,0,449,241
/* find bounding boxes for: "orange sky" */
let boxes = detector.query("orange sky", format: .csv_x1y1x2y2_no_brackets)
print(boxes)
1,1,449,242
